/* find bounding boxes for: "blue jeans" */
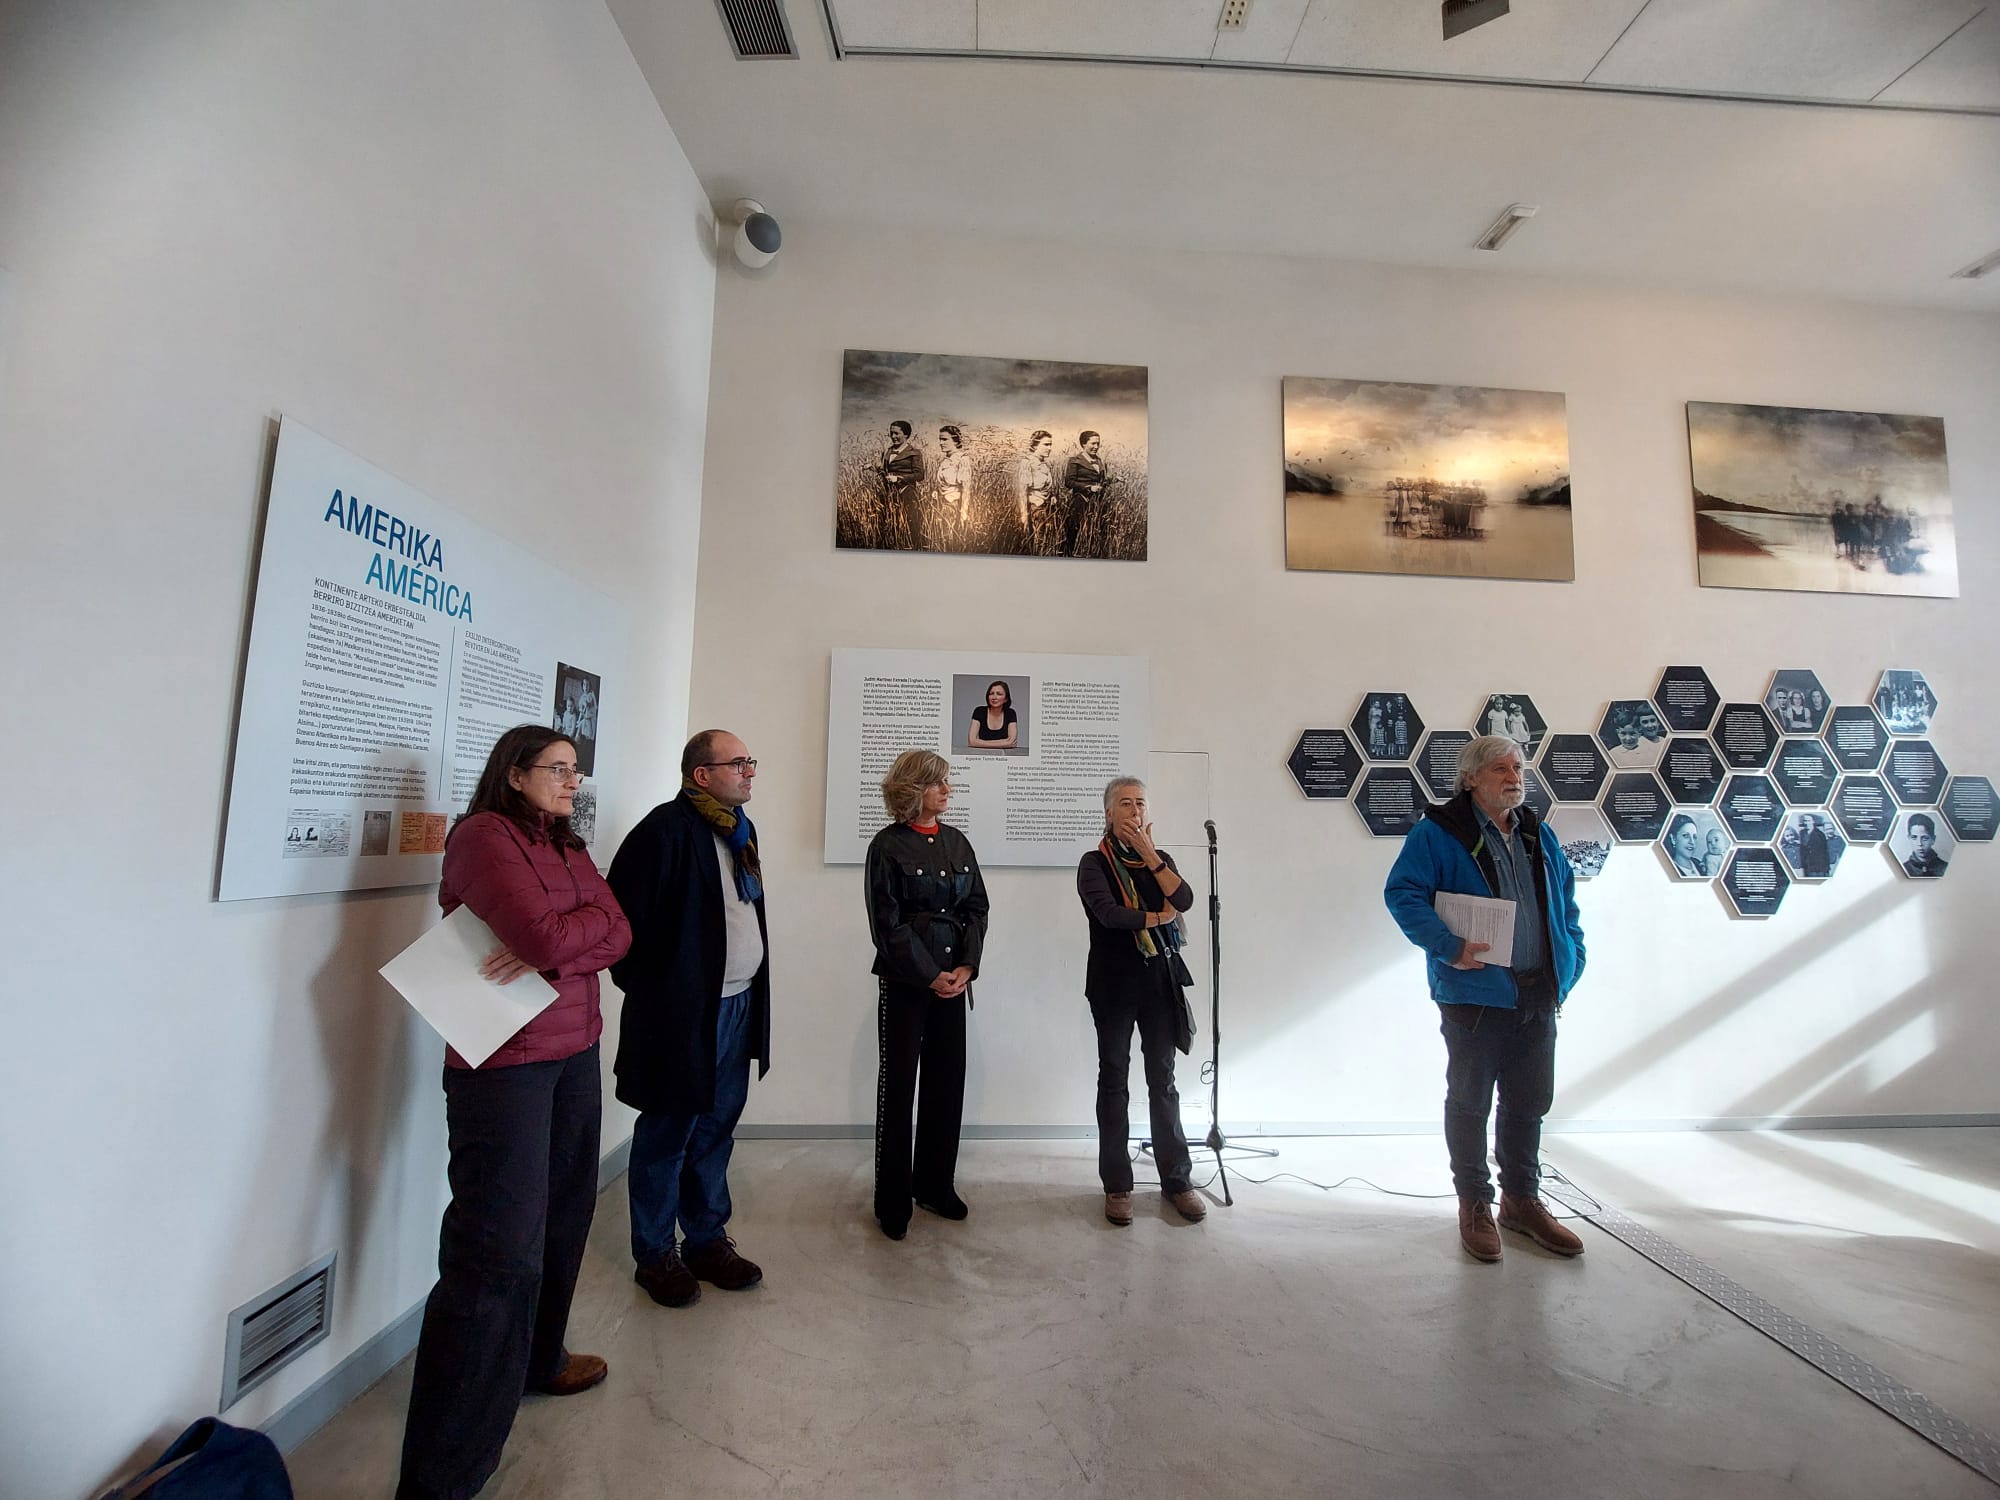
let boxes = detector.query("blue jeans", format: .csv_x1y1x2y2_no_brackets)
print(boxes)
628,988,752,1264
1440,1001,1557,1204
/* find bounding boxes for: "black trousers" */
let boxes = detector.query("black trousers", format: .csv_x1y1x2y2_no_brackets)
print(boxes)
874,979,966,1225
397,1044,601,1500
1090,975,1193,1195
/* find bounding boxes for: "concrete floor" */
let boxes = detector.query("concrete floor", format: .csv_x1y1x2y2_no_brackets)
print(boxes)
287,1130,2000,1499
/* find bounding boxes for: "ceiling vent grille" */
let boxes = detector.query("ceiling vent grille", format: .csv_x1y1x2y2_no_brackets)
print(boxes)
221,1252,335,1409
715,0,796,59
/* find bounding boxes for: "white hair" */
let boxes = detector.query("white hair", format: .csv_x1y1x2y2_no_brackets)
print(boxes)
1455,735,1524,792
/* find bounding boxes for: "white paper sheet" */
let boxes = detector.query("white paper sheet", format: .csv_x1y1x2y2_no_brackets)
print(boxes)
1433,892,1516,968
379,905,558,1067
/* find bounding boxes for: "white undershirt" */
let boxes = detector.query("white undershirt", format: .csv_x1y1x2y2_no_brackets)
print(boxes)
715,834,765,994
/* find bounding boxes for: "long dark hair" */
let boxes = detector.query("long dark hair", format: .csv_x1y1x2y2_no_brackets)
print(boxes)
984,679,1012,713
456,724,583,849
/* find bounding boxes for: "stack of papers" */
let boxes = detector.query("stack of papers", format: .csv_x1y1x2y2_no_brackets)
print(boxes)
380,905,558,1066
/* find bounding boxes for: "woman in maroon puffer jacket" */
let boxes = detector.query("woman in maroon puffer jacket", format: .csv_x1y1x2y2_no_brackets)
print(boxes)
397,724,632,1500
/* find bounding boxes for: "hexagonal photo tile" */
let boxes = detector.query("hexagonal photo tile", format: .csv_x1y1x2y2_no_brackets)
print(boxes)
1764,669,1831,736
1653,665,1720,733
1547,804,1613,879
1831,774,1898,844
1721,847,1791,918
1473,693,1547,758
1520,766,1554,821
1941,775,1998,842
1882,739,1948,805
1597,699,1668,770
1540,733,1609,802
1824,705,1889,771
1772,737,1839,806
1352,692,1422,762
1777,809,1846,880
1354,765,1426,837
1661,807,1732,880
1287,729,1363,800
1887,807,1954,879
1602,771,1672,843
1873,668,1937,737
1717,773,1786,844
1660,736,1725,804
1713,702,1780,770
1415,730,1473,803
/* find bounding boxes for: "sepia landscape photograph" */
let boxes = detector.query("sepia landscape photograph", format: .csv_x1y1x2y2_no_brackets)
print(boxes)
1687,401,1957,597
1283,377,1573,582
834,349,1148,561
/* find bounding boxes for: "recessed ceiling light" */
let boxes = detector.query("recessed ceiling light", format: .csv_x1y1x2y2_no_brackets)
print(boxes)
1474,203,1538,253
1949,247,2000,281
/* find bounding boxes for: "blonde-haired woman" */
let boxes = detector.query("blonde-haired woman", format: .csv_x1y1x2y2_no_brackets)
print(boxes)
864,749,990,1239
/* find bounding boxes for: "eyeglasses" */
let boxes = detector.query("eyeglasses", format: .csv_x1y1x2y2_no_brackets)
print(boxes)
527,761,582,782
703,758,758,774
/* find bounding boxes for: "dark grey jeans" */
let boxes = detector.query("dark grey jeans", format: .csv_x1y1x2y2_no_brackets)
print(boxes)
1439,995,1556,1204
1090,977,1193,1195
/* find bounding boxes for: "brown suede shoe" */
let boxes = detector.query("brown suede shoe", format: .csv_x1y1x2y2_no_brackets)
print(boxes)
685,1235,764,1290
1104,1191,1134,1226
1458,1198,1502,1262
533,1353,607,1396
634,1250,700,1308
1167,1189,1207,1223
1498,1193,1585,1257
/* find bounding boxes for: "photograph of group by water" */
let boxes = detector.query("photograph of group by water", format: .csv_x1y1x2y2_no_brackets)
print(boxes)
1282,377,1574,582
832,349,1148,561
1686,401,1957,598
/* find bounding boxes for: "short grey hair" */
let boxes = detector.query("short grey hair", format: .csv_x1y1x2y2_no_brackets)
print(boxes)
1456,735,1525,792
1102,776,1146,814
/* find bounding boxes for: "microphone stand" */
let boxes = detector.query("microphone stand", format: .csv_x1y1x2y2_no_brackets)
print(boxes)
1201,818,1274,1206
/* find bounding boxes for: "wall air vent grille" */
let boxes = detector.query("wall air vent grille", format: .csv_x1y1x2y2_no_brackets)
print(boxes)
715,0,796,59
221,1252,335,1409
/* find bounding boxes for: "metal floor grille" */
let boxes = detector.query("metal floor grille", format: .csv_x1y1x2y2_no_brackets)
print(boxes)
1542,1180,2000,1487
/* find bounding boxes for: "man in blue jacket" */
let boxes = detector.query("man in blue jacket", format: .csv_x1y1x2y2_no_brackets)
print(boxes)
1385,735,1586,1263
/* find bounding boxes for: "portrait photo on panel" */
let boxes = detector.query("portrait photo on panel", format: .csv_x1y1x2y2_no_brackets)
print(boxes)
951,674,1030,756
1888,809,1953,879
552,662,601,777
1283,377,1574,582
833,349,1149,561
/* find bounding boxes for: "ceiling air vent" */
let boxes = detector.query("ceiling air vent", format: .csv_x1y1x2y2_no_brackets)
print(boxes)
715,0,796,59
220,1252,336,1409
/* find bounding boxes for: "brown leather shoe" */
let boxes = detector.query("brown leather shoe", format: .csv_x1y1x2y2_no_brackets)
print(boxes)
533,1353,607,1396
1458,1198,1502,1262
1499,1193,1585,1256
634,1249,700,1308
1104,1191,1134,1226
684,1235,764,1290
1167,1188,1207,1222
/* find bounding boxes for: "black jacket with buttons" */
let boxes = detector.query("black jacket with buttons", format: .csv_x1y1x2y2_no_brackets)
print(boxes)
865,821,990,986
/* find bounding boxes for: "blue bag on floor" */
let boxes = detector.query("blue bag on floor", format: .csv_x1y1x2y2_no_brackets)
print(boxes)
100,1417,294,1499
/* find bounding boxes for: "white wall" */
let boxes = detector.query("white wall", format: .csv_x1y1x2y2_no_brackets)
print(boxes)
0,4,715,1495
689,224,2000,1135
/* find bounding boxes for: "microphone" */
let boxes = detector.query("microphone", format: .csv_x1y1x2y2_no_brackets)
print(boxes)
1204,819,1217,845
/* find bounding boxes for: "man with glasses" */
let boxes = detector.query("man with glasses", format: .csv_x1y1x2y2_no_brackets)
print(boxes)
607,730,774,1308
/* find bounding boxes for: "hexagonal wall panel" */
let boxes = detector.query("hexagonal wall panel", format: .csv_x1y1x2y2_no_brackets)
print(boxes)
1873,668,1936,737
1721,847,1791,918
1520,766,1554,821
1473,693,1547,758
1597,699,1667,770
1772,738,1839,806
1765,670,1831,736
1653,666,1719,733
1354,765,1425,837
1602,772,1672,843
1824,705,1889,771
1352,692,1422,762
1717,774,1785,843
1660,737,1725,804
1777,809,1846,881
1941,776,1998,842
1540,734,1609,802
1415,730,1473,803
1882,740,1948,805
1661,807,1731,880
1547,804,1613,880
1831,774,1897,844
1713,702,1780,770
1286,729,1363,800
1888,808,1953,879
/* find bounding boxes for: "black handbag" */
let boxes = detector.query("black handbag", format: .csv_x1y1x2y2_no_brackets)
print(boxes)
1166,948,1196,1054
100,1418,294,1499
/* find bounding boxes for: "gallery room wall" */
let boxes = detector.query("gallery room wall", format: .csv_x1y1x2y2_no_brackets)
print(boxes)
0,2,714,1495
688,222,2000,1136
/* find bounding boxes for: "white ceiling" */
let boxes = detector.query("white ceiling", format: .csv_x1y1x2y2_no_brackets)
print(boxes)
609,0,2000,309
